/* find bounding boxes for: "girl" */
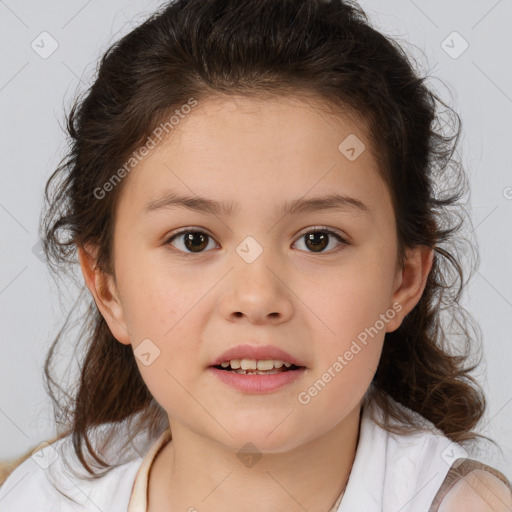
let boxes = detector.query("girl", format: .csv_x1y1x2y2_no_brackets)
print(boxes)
1,0,511,510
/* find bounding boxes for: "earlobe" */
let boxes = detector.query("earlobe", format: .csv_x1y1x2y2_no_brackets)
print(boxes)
386,245,434,333
77,245,131,345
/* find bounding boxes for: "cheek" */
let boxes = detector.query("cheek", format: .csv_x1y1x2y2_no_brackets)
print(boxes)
298,298,387,427
119,259,205,342
303,256,395,344
132,324,201,412
299,253,394,402
134,359,192,426
119,275,206,402
295,337,381,441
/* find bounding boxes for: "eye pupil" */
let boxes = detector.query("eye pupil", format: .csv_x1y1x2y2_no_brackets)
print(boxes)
305,232,328,252
184,232,209,252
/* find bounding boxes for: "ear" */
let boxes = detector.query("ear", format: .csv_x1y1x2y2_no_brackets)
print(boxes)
386,245,434,333
77,244,131,345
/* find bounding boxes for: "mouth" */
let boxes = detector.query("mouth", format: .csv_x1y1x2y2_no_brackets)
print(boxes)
212,358,305,375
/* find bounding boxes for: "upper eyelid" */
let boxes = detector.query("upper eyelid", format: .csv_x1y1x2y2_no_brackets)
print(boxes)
167,225,346,238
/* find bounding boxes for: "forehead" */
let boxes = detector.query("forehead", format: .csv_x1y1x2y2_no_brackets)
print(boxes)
166,94,373,152
115,94,392,222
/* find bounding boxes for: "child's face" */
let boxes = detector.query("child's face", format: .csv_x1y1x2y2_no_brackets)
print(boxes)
85,95,426,452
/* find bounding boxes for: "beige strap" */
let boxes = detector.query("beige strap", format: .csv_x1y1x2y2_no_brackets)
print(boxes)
428,458,512,511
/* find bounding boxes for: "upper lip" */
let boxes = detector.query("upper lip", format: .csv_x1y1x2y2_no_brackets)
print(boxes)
209,344,306,368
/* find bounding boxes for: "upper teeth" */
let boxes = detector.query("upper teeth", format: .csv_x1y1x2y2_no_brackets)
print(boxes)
220,359,293,370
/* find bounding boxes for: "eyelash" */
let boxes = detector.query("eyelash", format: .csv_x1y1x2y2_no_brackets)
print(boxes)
163,226,350,256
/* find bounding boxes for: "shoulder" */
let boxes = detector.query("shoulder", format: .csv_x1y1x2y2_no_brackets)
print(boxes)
363,398,512,511
0,434,143,511
0,451,62,511
437,468,512,512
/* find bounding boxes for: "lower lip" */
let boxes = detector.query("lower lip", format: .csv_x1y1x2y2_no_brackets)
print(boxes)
208,367,306,393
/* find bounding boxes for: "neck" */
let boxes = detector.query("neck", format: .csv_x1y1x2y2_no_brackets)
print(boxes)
148,404,362,512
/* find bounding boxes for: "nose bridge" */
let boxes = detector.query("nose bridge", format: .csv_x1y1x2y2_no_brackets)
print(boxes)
234,233,281,293
221,233,293,322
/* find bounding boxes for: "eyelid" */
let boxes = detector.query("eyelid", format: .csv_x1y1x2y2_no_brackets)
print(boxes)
165,226,215,239
296,225,348,240
163,226,219,247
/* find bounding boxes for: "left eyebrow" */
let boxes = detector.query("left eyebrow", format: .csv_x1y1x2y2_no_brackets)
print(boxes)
143,191,371,218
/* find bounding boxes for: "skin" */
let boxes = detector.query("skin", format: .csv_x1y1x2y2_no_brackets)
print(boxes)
78,94,433,512
438,470,512,511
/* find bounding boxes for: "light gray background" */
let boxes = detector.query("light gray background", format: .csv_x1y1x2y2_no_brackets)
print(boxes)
1,0,511,479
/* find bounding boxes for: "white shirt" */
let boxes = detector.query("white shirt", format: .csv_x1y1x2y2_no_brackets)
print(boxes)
0,397,509,511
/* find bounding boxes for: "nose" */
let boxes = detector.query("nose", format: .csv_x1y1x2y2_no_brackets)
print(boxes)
219,251,294,325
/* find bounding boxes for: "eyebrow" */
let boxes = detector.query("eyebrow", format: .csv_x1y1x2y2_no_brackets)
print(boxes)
143,191,371,218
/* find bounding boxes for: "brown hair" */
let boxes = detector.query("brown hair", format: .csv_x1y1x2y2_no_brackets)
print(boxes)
3,0,497,491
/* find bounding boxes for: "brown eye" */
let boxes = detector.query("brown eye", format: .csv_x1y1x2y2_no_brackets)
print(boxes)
164,227,348,256
165,230,216,254
304,232,329,252
294,228,347,254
